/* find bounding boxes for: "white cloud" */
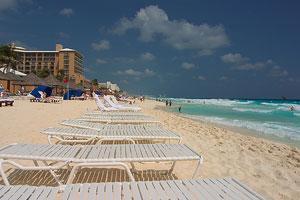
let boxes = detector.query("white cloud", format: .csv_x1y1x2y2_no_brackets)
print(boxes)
113,5,229,52
269,66,288,77
198,49,214,56
0,0,17,11
0,0,31,12
91,40,110,51
59,8,74,17
221,53,265,70
144,68,155,76
116,68,155,77
221,53,290,79
219,76,228,81
181,62,195,70
141,52,155,61
197,75,206,80
96,58,107,64
221,53,249,64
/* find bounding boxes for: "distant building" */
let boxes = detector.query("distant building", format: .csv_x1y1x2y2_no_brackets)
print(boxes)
98,81,120,92
11,43,84,84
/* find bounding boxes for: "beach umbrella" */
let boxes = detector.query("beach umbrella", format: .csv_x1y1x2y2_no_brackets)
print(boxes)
30,85,52,98
63,89,83,100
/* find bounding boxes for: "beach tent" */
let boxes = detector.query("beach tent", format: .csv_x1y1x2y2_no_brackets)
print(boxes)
63,89,83,100
30,85,52,98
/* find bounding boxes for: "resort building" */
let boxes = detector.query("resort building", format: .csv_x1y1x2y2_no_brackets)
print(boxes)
98,81,120,92
11,43,84,84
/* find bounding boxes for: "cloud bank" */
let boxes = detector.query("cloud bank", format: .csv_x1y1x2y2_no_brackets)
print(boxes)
113,5,229,53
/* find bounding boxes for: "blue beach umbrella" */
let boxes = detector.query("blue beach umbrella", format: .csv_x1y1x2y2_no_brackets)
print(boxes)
30,85,52,98
63,89,83,100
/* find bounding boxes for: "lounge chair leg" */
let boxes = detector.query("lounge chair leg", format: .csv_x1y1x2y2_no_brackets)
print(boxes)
47,136,53,145
0,159,10,185
168,161,176,174
33,160,39,166
130,162,137,173
49,169,63,186
192,160,201,178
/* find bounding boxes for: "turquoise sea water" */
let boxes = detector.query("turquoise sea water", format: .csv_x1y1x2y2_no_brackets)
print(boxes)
165,98,300,147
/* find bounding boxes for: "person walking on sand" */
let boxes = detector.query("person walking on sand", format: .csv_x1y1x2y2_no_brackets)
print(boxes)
169,100,172,107
178,106,182,112
166,100,168,106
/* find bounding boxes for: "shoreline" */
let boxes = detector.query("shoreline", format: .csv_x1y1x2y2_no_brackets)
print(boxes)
159,102,300,149
175,108,300,149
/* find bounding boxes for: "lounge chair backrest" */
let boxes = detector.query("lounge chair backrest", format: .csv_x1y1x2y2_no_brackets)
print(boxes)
103,95,116,107
93,93,111,111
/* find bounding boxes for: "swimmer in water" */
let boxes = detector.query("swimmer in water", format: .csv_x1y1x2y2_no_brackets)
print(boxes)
290,106,295,111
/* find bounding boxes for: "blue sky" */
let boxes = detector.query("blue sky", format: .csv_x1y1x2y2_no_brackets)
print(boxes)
1,0,300,98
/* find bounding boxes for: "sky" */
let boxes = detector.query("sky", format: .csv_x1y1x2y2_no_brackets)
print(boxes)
1,0,300,99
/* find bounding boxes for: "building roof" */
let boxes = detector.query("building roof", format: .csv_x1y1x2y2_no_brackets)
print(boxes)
60,48,75,52
13,49,78,53
13,72,47,86
44,74,64,87
0,71,23,81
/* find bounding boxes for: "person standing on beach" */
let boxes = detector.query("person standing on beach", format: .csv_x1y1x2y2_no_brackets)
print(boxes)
166,100,168,106
178,106,182,112
169,100,172,106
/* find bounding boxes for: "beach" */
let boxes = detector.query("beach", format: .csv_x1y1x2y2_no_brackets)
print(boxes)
0,99,299,200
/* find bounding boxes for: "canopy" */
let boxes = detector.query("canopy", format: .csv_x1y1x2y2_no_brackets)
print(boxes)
63,89,83,100
30,85,52,98
14,72,47,86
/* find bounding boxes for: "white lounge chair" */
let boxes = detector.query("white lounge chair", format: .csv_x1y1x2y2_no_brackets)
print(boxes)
0,185,58,199
63,178,265,200
0,143,202,187
61,119,161,131
94,93,140,112
85,111,144,116
78,115,160,124
103,95,141,111
0,178,265,199
41,127,181,144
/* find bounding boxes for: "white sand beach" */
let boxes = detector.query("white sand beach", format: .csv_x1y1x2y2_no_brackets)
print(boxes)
0,99,299,200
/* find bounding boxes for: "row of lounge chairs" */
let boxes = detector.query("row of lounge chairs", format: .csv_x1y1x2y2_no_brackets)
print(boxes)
95,93,141,112
0,94,265,199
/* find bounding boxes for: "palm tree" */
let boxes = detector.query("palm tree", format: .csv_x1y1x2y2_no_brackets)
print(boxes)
0,44,19,73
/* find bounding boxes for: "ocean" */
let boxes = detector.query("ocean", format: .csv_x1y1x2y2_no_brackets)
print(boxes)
163,98,300,147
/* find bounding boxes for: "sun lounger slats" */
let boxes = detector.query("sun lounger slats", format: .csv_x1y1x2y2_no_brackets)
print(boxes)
74,144,200,162
86,111,143,116
0,144,200,162
42,127,181,142
62,179,264,200
61,119,161,131
0,186,58,200
0,144,82,161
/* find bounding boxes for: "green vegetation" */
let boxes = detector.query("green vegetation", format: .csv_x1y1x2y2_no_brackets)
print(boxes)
91,79,98,86
0,44,18,69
